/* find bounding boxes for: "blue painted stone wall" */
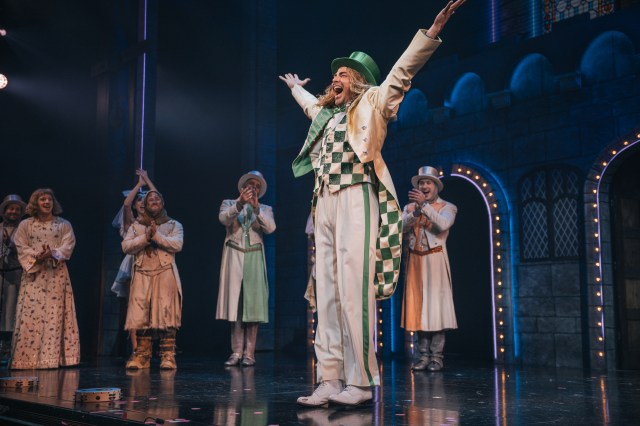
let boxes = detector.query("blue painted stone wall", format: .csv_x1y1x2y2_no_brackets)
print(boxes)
274,7,640,368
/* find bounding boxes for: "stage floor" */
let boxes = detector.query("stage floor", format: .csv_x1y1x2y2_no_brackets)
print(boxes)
0,353,638,425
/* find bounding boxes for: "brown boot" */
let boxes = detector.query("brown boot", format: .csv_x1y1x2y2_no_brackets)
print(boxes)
241,323,258,367
159,337,177,370
126,335,152,369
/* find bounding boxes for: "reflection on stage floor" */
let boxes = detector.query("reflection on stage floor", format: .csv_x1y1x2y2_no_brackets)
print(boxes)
0,353,639,425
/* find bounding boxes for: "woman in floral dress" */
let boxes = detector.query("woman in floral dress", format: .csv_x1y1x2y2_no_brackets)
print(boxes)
10,188,80,369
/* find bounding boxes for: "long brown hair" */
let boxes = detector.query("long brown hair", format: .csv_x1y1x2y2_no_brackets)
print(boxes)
25,188,63,217
317,68,372,108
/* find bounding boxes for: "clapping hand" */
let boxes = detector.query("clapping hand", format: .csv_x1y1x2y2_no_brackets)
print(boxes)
137,169,150,186
408,188,427,206
248,188,259,209
237,187,253,207
146,221,157,241
36,244,53,262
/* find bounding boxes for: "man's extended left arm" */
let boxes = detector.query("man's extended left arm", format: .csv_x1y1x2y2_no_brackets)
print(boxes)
374,0,466,118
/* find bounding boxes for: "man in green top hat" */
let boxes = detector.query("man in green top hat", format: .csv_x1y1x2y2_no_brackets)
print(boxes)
279,0,465,407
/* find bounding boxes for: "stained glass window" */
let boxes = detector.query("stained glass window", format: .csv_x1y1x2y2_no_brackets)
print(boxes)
519,167,581,261
543,0,615,34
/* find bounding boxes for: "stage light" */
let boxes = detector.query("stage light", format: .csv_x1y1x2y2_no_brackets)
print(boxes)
0,29,6,37
0,74,7,89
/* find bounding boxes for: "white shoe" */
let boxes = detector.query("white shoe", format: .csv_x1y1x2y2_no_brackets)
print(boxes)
328,385,372,406
297,380,343,407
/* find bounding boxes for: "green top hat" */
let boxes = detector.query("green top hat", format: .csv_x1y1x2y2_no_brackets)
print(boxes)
331,51,380,86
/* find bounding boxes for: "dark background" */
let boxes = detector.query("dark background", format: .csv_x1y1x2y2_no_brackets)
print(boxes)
0,0,491,357
2,0,639,367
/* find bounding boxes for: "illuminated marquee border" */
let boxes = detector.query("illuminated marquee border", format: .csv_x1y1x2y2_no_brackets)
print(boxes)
450,163,514,362
584,129,640,369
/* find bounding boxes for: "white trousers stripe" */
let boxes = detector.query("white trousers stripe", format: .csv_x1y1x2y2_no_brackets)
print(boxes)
314,184,380,387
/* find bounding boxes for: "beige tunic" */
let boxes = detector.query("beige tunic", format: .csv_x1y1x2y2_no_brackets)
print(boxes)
122,219,183,330
401,198,458,332
11,217,80,369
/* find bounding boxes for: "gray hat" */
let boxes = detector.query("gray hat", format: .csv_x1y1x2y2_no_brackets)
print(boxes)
238,171,267,198
0,194,26,213
411,166,443,191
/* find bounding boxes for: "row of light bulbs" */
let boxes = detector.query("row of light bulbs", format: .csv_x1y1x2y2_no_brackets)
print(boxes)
453,165,507,360
590,133,640,362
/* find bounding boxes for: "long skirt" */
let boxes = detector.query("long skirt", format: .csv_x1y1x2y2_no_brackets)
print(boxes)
401,251,458,332
216,237,269,323
10,264,80,369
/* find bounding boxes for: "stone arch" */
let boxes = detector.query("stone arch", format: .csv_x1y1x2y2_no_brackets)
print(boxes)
509,53,555,101
446,73,486,115
580,31,636,84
